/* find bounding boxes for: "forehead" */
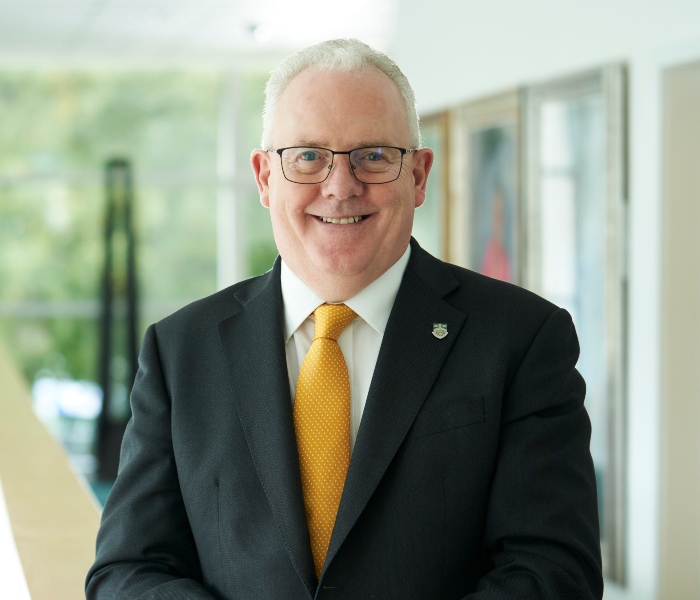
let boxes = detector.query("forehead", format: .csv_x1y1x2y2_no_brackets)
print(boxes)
273,67,410,148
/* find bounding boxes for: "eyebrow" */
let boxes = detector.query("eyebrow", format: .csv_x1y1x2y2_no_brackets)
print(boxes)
290,139,395,149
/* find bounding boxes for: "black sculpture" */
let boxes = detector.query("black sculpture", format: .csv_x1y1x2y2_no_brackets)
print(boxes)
96,158,139,481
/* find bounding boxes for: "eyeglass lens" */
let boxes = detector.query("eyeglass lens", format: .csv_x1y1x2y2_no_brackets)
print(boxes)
279,147,404,184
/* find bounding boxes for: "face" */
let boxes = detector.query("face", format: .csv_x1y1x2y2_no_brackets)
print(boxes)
251,67,433,300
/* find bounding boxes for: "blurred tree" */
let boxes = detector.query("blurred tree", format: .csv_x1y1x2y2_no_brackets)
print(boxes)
0,71,224,384
238,71,279,278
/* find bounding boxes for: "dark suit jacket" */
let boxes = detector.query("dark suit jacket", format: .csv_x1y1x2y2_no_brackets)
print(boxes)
86,239,603,599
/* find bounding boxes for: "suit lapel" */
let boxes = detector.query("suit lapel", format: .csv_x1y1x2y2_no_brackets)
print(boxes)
218,262,317,598
324,243,466,576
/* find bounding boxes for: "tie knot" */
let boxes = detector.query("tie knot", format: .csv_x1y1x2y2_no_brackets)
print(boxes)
313,303,357,341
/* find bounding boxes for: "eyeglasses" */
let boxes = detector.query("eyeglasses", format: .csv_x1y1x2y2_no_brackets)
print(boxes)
269,146,414,184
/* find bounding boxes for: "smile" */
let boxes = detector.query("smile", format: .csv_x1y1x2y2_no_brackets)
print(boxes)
315,215,366,224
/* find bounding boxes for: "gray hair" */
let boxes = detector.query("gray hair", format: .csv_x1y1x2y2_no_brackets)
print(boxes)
261,38,421,150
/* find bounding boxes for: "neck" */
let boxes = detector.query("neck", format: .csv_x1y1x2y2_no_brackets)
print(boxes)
282,245,409,303
295,268,383,303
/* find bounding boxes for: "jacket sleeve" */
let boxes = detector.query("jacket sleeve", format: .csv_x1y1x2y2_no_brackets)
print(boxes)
466,308,604,599
86,325,218,600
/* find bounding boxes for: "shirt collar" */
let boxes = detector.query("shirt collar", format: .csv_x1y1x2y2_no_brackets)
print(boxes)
280,244,411,343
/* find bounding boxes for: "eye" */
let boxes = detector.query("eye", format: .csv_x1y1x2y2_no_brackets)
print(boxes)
299,150,320,161
355,148,389,163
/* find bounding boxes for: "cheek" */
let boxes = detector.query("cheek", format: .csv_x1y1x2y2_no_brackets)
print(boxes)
268,187,313,232
382,184,416,221
386,196,418,239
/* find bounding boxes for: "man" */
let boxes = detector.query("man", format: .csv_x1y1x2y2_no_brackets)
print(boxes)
87,39,603,599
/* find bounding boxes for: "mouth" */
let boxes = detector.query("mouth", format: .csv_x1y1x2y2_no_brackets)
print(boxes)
313,214,369,225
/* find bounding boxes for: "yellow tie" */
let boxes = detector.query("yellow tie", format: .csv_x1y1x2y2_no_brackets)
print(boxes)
293,303,357,578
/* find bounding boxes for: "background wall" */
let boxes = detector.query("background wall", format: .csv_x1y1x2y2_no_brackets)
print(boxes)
659,58,700,600
394,2,700,598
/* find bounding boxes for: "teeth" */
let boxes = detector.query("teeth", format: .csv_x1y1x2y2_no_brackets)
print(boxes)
319,216,363,224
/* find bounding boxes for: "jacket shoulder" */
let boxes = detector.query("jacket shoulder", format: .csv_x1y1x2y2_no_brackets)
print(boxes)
154,267,276,338
409,240,557,323
447,262,557,317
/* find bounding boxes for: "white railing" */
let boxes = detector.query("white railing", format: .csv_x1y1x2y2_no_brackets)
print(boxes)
0,345,100,600
0,477,31,600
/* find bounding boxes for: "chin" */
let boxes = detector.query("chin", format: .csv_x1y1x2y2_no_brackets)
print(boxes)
310,246,373,277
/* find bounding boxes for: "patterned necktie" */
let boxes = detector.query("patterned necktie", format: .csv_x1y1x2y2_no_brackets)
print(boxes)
293,303,357,578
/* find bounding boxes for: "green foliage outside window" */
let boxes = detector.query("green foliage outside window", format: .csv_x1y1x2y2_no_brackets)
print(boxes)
0,68,275,494
0,69,276,385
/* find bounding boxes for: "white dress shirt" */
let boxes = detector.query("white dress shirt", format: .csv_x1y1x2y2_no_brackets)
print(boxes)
280,245,411,452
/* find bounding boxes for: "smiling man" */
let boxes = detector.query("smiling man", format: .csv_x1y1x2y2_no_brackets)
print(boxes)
87,39,603,599
252,65,429,303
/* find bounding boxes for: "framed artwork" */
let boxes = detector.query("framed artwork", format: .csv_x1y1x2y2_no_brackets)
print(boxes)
413,111,449,260
447,91,522,284
522,65,628,583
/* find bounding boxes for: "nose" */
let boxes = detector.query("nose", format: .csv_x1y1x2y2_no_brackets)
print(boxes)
321,154,363,199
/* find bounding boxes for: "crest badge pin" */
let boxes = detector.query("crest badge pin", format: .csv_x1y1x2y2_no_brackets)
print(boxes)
432,323,448,339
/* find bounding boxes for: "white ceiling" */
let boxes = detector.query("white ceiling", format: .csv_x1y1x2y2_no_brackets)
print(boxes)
0,0,398,68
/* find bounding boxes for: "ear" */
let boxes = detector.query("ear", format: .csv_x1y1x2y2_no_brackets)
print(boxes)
411,148,434,209
251,149,272,208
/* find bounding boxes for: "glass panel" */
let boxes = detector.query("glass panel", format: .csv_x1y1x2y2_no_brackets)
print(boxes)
0,316,101,476
0,182,102,303
0,72,221,176
414,116,445,258
537,92,608,539
245,183,279,278
0,71,222,500
469,124,519,283
238,71,279,277
138,184,218,308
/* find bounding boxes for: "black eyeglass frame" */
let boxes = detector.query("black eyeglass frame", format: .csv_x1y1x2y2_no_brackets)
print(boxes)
268,146,415,184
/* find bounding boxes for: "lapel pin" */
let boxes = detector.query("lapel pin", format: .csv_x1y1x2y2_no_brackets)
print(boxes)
432,323,448,339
